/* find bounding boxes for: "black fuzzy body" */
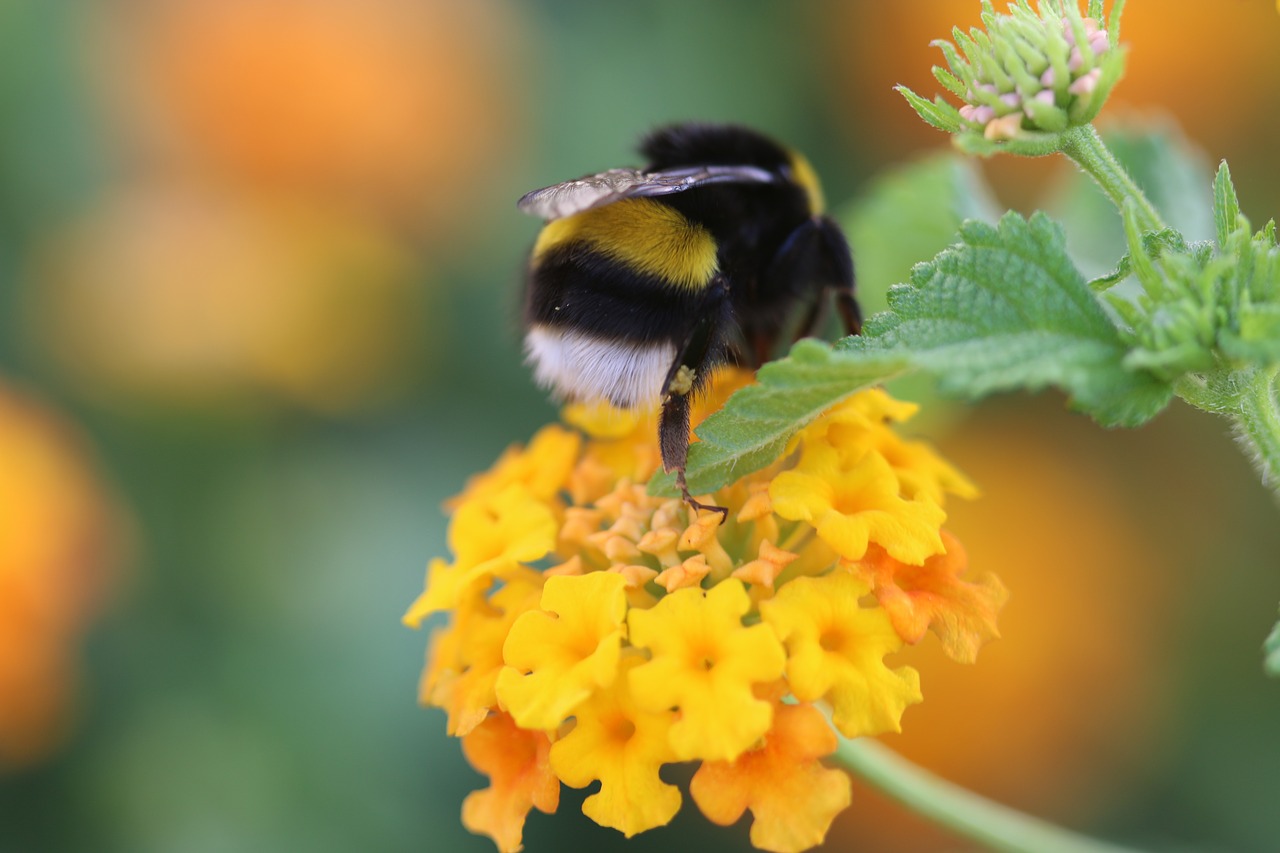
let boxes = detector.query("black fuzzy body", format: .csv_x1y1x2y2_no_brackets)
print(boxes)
520,122,858,515
524,123,852,372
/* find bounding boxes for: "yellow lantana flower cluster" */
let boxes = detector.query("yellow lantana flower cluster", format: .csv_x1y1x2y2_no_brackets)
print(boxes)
406,371,1007,853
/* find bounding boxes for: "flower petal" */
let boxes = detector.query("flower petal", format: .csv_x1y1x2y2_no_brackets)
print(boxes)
761,571,922,738
851,531,1009,663
460,712,559,853
549,656,681,837
690,700,851,853
496,572,628,730
628,580,786,762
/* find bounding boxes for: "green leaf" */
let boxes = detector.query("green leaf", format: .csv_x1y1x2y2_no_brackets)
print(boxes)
1088,227,1191,293
650,340,904,497
841,211,1174,426
1213,160,1241,249
1266,610,1280,679
1221,304,1280,363
895,85,964,134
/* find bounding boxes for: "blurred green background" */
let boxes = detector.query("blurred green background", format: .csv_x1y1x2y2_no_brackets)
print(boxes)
2,2,1279,851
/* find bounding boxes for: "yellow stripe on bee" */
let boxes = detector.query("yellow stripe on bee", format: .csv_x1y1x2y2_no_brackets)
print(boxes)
787,151,825,215
532,198,719,291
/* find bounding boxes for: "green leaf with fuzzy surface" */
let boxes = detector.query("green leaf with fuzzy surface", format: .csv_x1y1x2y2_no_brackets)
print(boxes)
649,340,904,497
840,211,1174,426
1213,161,1241,249
895,85,964,134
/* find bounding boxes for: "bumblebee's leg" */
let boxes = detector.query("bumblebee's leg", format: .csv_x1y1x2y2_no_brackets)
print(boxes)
660,275,731,523
766,215,862,341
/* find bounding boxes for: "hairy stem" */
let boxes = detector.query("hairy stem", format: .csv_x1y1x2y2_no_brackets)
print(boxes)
1176,365,1280,498
1059,124,1165,234
834,737,1140,853
1233,365,1280,494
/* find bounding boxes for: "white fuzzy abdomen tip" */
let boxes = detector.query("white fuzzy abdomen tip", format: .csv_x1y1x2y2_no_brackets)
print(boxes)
525,325,674,409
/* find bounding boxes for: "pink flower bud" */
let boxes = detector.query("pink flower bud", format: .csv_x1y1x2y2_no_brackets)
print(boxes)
983,113,1023,141
1068,67,1101,95
1068,46,1084,71
960,104,996,125
1040,67,1056,87
1088,31,1109,56
1000,92,1021,109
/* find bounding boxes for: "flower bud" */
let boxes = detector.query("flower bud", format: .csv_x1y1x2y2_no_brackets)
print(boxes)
898,1,1127,154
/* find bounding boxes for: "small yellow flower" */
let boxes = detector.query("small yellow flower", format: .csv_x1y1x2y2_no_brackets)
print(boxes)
761,571,922,738
628,579,786,762
813,388,978,504
770,442,946,565
403,484,556,626
549,655,681,837
407,371,1002,851
495,571,628,731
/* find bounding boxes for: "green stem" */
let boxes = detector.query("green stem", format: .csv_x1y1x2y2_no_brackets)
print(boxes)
834,737,1141,853
1233,364,1280,493
1058,125,1166,234
1176,365,1280,497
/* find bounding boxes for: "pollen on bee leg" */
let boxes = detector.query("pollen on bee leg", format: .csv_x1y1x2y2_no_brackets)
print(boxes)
668,365,696,396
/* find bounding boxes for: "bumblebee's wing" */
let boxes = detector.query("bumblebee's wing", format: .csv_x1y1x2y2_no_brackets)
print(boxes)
517,164,779,221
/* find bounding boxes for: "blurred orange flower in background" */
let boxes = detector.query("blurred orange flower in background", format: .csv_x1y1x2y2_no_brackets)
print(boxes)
29,183,422,413
90,0,521,233
0,384,125,769
25,0,528,414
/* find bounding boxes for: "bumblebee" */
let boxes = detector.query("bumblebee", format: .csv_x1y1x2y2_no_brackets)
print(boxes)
518,122,860,518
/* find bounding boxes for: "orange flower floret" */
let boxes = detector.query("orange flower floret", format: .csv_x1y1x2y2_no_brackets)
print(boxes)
425,570,545,737
549,656,681,837
849,530,1009,664
760,571,922,738
653,554,711,592
496,572,628,731
461,712,559,853
691,698,852,853
628,580,786,762
732,540,800,590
